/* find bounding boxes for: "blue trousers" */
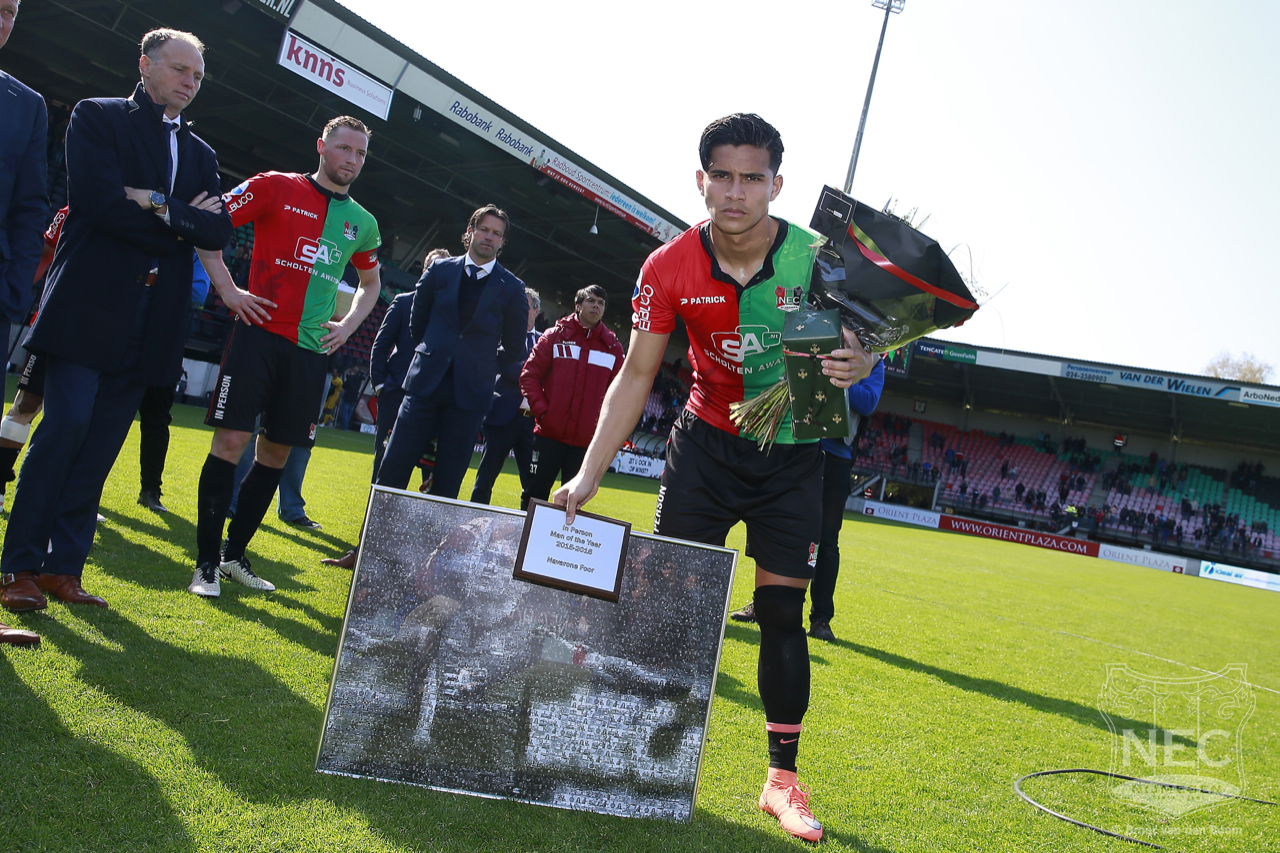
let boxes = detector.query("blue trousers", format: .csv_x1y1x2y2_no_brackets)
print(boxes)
1,292,153,578
228,436,310,520
376,372,484,500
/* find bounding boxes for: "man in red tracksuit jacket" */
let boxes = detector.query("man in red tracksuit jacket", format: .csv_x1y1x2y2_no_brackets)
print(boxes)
518,284,625,510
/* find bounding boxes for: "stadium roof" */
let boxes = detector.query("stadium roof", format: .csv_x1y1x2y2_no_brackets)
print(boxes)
892,338,1280,455
3,0,686,303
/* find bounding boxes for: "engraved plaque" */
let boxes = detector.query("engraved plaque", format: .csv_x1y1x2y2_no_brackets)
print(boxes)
317,488,738,821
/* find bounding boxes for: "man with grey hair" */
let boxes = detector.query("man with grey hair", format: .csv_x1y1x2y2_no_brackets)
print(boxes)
470,285,542,505
0,27,231,615
0,0,47,645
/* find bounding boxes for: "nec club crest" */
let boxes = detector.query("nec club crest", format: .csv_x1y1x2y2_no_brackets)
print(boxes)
776,284,803,312
344,221,359,241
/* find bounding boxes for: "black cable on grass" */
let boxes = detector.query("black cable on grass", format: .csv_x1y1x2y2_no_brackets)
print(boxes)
1014,768,1276,850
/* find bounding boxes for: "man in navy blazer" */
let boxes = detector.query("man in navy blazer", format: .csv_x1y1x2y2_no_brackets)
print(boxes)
375,205,528,500
0,0,47,328
469,286,541,505
368,248,450,482
0,28,232,614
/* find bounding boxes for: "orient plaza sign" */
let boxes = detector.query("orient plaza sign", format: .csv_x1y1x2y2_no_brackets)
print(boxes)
277,31,393,120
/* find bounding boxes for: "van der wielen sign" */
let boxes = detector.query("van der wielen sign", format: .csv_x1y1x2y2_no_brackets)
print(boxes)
277,32,393,120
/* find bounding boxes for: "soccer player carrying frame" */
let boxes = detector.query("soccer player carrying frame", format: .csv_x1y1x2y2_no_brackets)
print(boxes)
555,114,875,842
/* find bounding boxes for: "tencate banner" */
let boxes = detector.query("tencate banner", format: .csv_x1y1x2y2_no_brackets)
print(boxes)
939,516,1100,557
1199,561,1280,593
861,500,941,529
277,32,393,120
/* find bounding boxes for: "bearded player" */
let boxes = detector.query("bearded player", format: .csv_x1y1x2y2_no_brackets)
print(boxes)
189,116,382,597
555,114,875,841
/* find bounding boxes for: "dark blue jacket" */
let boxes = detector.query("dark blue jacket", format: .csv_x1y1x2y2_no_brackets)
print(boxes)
485,328,539,427
370,290,414,391
821,357,886,460
404,255,528,412
29,83,231,385
0,70,48,323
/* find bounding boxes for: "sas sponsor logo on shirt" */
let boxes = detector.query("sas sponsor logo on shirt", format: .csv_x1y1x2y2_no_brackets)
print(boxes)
679,295,727,305
295,236,342,266
710,325,781,363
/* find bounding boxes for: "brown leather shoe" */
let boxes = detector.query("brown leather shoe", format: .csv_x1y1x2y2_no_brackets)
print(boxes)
320,549,357,570
35,574,108,608
1,572,47,612
0,622,40,647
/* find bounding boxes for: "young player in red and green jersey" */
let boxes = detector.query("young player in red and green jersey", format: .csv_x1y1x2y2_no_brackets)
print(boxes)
190,116,382,599
555,114,877,842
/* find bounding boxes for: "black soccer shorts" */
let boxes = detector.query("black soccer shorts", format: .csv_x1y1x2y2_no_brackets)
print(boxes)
653,410,824,580
15,348,44,397
205,321,329,448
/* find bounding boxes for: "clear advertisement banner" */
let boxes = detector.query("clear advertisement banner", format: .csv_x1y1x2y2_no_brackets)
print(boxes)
277,31,393,120
938,516,1100,557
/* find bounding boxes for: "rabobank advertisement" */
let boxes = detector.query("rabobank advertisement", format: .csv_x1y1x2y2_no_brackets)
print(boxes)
398,72,681,243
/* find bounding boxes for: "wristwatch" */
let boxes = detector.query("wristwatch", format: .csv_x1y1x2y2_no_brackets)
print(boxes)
149,191,166,210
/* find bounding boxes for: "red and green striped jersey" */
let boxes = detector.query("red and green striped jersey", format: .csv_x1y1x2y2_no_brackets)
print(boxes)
223,172,381,352
632,218,821,444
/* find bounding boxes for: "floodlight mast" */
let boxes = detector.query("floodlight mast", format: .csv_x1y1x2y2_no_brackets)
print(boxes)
843,0,904,194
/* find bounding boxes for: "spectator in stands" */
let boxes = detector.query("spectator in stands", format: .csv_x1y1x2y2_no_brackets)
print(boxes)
518,284,624,509
470,286,541,506
2,28,230,616
992,484,1001,505
230,244,250,287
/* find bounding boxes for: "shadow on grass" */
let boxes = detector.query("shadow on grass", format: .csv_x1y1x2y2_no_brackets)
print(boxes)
87,523,341,658
837,638,1181,740
39,612,329,805
33,611,897,853
0,653,195,852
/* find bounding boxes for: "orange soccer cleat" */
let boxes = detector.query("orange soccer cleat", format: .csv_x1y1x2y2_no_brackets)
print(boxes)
759,767,823,842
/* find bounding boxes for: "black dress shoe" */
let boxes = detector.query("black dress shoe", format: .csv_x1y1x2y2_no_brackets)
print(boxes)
138,490,167,513
286,515,322,530
808,620,837,643
320,549,357,569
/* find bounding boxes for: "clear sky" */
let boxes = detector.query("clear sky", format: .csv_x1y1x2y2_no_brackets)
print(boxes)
337,0,1280,380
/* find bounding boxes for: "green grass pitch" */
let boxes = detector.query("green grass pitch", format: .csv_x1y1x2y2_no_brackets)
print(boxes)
1,391,1275,852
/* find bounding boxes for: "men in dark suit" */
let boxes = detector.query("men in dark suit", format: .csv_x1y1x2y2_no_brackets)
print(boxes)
0,0,45,329
375,205,528,500
368,248,449,481
0,0,47,646
470,286,541,505
0,28,231,615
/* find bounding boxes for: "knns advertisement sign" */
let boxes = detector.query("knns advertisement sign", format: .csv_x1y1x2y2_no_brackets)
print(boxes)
277,32,393,120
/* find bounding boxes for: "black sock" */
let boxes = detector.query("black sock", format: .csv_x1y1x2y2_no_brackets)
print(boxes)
754,584,810,772
223,461,283,562
0,446,20,488
196,454,237,564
